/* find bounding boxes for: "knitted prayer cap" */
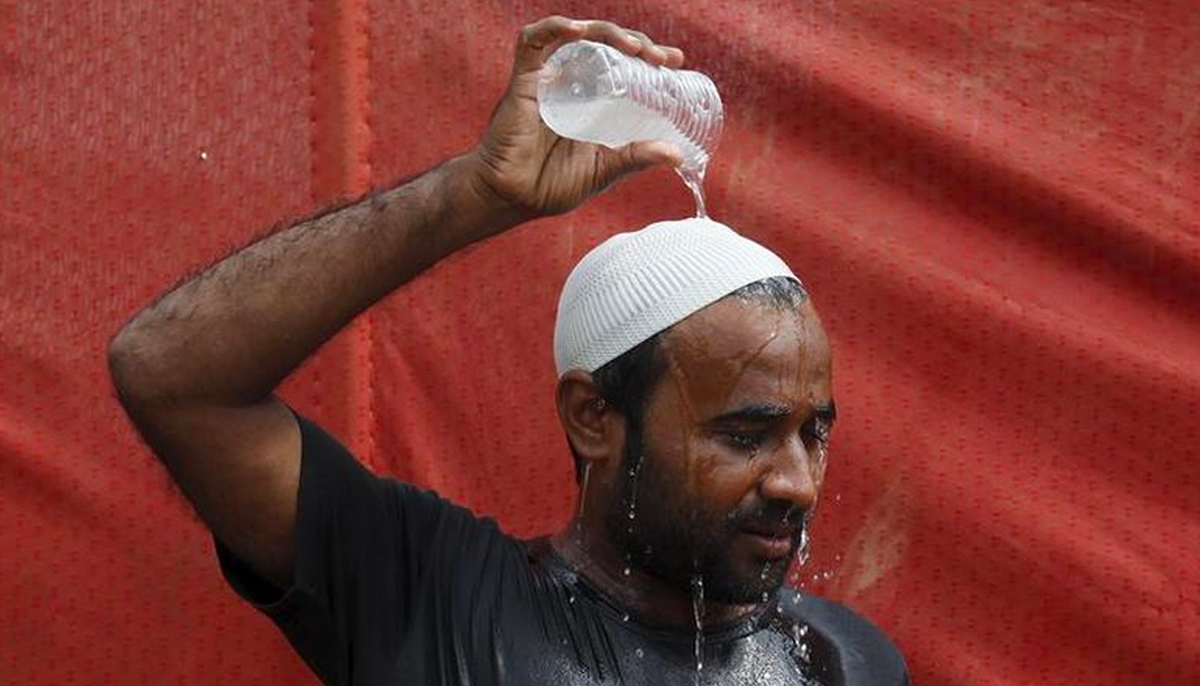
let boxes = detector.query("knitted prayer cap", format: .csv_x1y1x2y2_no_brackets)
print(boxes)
554,217,800,376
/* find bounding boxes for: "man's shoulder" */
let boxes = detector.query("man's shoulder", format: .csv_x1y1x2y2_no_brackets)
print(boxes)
776,588,909,686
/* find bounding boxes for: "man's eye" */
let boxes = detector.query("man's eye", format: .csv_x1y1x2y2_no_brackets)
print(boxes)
725,432,763,451
803,421,832,445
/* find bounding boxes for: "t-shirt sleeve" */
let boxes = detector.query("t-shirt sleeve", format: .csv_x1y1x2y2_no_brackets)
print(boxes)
213,408,467,686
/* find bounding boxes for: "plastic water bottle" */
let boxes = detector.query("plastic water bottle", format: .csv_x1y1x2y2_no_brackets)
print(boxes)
538,40,723,216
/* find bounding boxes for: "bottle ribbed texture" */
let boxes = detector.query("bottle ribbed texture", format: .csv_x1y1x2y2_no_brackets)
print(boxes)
554,218,800,375
539,40,723,172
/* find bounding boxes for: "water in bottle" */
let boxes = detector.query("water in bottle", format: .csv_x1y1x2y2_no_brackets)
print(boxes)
538,40,724,218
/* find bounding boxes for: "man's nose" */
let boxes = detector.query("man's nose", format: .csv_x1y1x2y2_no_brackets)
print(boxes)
758,434,819,511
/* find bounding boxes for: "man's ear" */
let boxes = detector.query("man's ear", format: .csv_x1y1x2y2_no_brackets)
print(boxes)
556,370,624,466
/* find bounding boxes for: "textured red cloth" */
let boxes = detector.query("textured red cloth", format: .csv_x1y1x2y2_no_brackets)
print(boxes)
2,1,1198,685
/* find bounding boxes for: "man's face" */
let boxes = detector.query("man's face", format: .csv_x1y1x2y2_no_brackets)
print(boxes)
605,297,834,604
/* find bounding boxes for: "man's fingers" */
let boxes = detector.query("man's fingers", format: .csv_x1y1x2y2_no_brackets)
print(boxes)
577,21,681,67
518,16,584,50
513,16,586,73
620,29,673,66
662,46,686,68
515,16,686,73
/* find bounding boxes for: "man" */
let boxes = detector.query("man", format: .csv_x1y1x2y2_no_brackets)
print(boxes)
108,15,907,686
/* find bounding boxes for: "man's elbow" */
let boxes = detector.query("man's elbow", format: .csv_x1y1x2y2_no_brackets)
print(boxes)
106,325,162,410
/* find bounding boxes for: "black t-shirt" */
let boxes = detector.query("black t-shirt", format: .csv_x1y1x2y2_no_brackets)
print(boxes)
216,411,909,686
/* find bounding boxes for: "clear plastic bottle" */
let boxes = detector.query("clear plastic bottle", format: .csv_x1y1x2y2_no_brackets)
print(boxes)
538,40,724,175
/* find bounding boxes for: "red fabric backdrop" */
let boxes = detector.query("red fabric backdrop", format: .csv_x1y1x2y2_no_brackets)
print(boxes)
3,1,1198,684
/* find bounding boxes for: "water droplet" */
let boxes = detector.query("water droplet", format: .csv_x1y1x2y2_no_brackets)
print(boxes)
620,457,644,575
623,567,631,576
622,612,630,622
568,594,576,604
570,82,583,96
790,623,812,664
197,150,209,161
794,526,811,567
635,648,644,659
577,463,592,522
692,575,706,686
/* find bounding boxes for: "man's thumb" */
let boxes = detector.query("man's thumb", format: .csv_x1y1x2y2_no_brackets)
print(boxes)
621,140,684,171
592,140,684,192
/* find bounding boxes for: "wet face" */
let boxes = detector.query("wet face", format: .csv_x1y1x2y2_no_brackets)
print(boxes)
604,297,834,604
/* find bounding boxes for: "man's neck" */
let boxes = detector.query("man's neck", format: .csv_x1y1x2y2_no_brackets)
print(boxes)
549,519,758,631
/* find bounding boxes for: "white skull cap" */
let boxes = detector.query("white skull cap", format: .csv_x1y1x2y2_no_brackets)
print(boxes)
554,217,800,376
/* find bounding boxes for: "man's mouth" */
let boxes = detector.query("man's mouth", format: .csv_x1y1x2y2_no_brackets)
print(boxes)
739,524,800,559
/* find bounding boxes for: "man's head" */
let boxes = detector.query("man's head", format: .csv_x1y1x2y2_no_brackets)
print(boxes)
553,219,834,605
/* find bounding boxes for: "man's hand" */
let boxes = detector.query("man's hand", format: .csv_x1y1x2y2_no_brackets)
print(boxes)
469,16,687,219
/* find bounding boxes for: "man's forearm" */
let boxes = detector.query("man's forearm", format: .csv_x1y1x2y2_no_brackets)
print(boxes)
109,153,513,406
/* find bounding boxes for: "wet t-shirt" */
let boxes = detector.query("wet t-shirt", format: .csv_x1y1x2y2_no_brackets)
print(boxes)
216,411,909,686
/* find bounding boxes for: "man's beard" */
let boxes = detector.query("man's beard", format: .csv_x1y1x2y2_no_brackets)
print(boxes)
602,425,809,605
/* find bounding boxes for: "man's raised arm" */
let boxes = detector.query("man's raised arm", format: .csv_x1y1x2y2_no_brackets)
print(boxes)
105,17,683,591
